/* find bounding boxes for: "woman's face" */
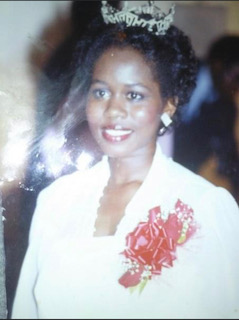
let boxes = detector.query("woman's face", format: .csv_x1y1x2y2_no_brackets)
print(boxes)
86,46,168,159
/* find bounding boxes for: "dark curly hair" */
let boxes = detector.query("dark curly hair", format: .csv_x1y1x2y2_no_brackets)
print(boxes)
61,16,198,137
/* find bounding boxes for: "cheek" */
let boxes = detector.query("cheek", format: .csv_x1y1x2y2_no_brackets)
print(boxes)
132,106,161,126
86,103,101,125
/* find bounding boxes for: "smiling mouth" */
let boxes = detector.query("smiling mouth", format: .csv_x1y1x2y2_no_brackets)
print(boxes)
102,126,133,142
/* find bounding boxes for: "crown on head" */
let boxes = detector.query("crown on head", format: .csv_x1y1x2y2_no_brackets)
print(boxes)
101,1,175,36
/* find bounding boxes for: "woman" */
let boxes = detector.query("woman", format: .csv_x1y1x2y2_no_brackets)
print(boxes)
12,2,239,319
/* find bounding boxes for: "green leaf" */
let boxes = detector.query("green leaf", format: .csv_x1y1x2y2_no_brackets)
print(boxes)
138,278,148,294
129,279,148,295
177,234,186,244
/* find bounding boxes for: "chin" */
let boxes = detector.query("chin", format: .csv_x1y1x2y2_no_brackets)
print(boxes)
96,139,137,158
99,145,130,159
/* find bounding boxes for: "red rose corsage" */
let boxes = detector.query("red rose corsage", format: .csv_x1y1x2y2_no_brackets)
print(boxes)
119,199,198,293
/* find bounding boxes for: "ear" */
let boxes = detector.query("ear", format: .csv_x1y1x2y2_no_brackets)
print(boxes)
162,97,178,117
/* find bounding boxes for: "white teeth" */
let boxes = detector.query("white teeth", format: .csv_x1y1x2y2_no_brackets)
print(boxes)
104,129,132,136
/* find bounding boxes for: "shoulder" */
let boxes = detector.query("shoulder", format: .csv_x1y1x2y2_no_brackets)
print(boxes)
163,156,238,213
33,159,106,221
38,158,105,202
165,156,215,190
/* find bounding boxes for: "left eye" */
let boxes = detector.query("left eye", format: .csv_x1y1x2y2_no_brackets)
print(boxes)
126,92,144,101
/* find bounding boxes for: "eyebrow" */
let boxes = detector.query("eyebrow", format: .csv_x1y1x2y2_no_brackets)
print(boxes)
125,83,151,91
91,79,151,91
91,80,107,85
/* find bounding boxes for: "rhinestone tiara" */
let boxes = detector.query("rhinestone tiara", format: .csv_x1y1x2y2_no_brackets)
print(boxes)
101,1,175,36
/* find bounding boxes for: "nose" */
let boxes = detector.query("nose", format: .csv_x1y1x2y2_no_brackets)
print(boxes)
104,95,127,119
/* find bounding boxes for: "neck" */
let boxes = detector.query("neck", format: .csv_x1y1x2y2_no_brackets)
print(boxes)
107,144,157,186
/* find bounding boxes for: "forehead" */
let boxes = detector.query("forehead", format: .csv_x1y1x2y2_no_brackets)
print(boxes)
93,46,155,80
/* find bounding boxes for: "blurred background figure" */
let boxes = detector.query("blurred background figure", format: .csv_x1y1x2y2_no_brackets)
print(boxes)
174,35,239,204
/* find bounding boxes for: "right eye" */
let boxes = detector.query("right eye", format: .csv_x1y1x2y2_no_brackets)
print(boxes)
90,88,110,99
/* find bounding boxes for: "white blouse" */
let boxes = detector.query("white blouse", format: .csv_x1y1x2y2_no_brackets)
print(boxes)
12,143,239,319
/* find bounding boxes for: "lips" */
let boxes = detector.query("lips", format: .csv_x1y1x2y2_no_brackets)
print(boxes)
102,125,133,142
